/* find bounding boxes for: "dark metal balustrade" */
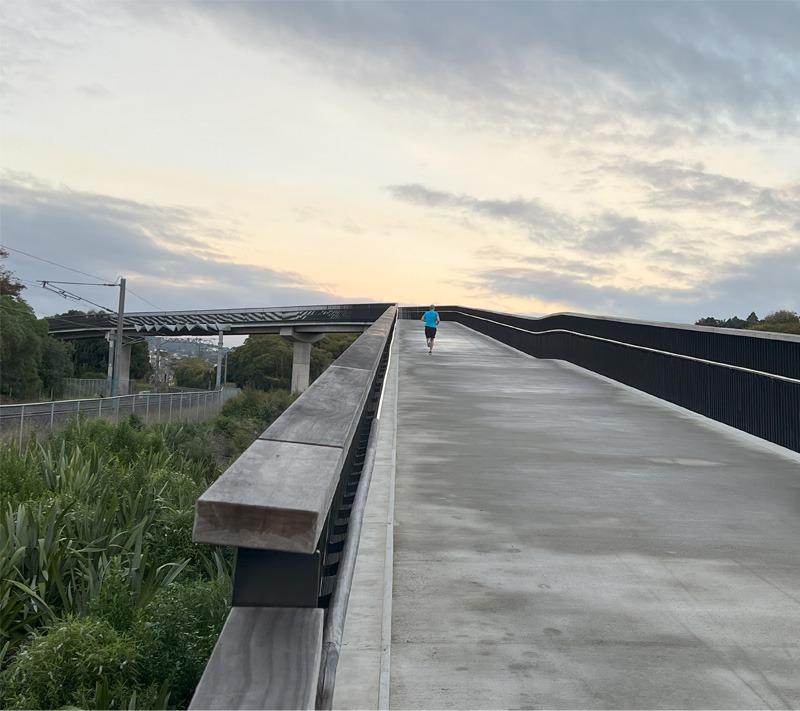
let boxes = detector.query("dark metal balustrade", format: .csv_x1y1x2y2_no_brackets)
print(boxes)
401,305,800,452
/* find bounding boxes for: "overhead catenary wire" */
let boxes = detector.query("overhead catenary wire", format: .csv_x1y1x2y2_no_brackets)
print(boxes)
40,282,116,314
4,245,167,312
3,245,110,282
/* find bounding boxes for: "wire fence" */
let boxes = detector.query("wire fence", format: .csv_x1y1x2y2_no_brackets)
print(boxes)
63,378,114,398
0,388,241,454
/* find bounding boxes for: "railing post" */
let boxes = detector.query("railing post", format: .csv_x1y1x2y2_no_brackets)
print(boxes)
50,401,55,428
233,549,322,607
146,394,150,425
18,404,25,455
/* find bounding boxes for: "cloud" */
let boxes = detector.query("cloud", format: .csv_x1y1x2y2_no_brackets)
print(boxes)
580,213,658,252
0,174,344,317
181,1,800,142
470,241,800,324
76,83,113,99
386,183,576,244
604,159,800,223
387,183,669,254
1,2,120,95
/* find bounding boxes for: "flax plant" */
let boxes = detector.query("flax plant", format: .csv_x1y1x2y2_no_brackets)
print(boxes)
2,394,287,709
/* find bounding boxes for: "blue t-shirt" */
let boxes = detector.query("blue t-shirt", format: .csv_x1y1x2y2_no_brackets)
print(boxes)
423,310,439,328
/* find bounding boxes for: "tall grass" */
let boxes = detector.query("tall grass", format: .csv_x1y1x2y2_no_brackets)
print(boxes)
0,389,294,709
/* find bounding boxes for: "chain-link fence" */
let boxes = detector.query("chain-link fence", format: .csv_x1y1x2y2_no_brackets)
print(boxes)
63,378,113,398
0,387,240,453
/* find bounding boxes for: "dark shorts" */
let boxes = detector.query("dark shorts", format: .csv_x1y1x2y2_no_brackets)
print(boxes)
425,326,437,339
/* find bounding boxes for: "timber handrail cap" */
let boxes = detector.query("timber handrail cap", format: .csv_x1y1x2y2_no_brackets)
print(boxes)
190,607,323,710
193,439,344,553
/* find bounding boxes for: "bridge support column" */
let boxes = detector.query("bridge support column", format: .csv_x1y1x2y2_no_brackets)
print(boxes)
280,328,324,393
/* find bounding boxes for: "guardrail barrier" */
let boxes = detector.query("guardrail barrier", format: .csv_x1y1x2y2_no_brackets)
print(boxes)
401,306,800,452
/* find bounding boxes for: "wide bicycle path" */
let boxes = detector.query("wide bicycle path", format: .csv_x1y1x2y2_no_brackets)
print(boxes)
334,320,800,710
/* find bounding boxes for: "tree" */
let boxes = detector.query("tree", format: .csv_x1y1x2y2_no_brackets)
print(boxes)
53,310,149,380
0,295,46,399
696,309,800,335
129,340,151,380
73,337,110,377
695,315,748,329
226,336,293,391
749,310,800,335
0,255,75,400
39,337,75,398
0,247,25,297
695,317,723,327
225,333,360,392
173,357,216,389
310,333,358,381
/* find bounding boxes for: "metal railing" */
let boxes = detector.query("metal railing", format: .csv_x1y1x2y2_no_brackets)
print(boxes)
0,387,240,452
400,306,800,452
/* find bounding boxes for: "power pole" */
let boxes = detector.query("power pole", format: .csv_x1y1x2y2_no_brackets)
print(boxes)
111,277,126,397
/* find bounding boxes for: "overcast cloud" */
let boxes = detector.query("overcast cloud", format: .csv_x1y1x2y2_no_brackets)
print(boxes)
1,175,340,316
1,0,798,324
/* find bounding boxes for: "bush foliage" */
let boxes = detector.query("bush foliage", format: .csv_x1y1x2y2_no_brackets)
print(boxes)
0,388,295,709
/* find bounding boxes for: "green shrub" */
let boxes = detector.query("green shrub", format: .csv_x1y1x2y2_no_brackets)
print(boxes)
214,388,296,460
0,617,139,710
257,389,296,428
145,505,197,573
0,445,47,505
89,557,139,632
212,414,261,460
219,386,266,420
220,387,295,425
2,397,301,707
135,577,231,708
160,422,216,467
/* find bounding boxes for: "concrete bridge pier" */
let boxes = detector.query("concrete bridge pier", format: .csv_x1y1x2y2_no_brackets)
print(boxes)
280,327,324,393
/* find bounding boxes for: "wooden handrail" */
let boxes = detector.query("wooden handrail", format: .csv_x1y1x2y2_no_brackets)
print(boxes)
193,306,396,552
190,305,396,710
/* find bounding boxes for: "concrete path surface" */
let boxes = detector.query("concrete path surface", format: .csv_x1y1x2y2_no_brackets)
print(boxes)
335,320,800,710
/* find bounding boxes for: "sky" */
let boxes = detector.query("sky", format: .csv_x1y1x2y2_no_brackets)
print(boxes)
1,0,799,326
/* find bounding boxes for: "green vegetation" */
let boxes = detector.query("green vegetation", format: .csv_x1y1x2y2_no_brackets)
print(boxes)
1,250,74,401
695,310,800,335
173,357,216,390
226,333,358,391
0,297,74,402
0,388,296,710
61,317,150,381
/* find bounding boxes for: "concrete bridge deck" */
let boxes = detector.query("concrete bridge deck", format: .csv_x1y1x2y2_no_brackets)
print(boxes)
334,321,800,710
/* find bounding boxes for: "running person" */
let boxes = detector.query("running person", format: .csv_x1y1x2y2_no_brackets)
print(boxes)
421,304,440,354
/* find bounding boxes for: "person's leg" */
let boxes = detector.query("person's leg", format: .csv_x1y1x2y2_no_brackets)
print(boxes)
429,330,435,353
